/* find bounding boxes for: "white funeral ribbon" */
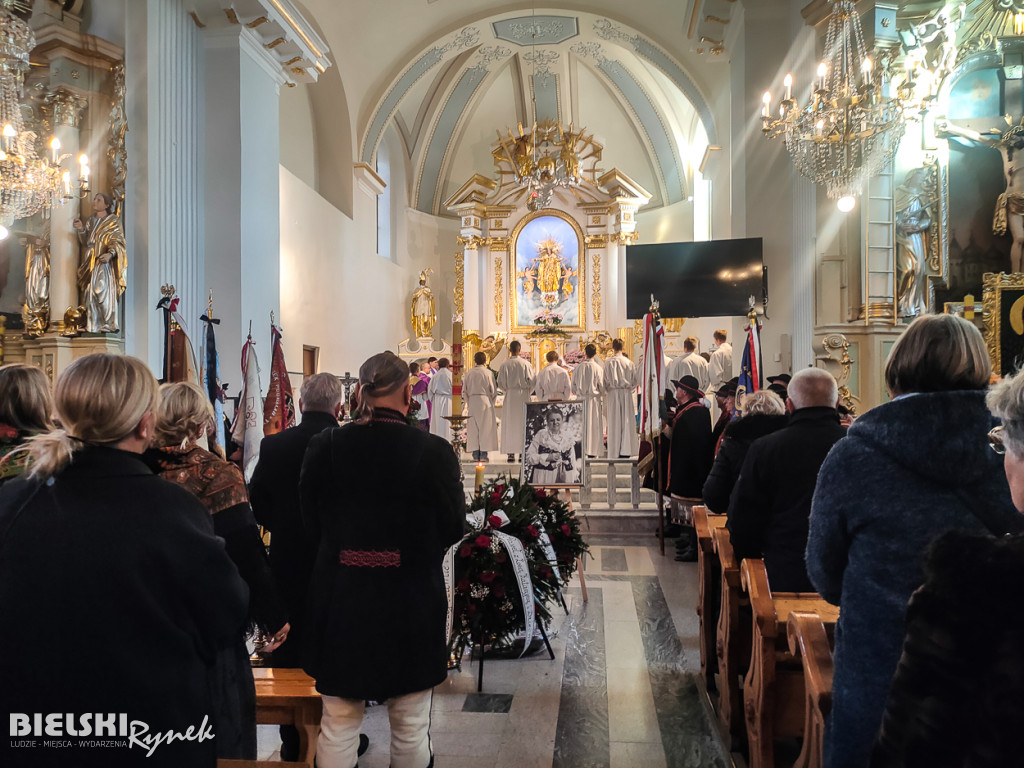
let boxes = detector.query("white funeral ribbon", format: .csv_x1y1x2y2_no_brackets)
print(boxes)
444,522,536,658
536,525,563,587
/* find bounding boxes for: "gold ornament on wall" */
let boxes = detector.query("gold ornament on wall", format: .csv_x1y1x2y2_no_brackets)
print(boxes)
454,251,464,316
494,255,503,324
591,251,601,324
107,62,128,212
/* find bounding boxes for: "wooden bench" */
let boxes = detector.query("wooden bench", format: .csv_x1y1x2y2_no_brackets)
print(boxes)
713,526,750,745
787,611,835,768
220,668,322,768
694,506,728,692
740,559,840,768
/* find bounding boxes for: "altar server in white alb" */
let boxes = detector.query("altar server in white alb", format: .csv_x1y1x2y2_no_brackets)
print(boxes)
497,340,535,462
668,336,710,396
535,350,572,402
427,357,453,441
463,352,498,462
604,338,639,458
572,343,605,458
708,329,733,393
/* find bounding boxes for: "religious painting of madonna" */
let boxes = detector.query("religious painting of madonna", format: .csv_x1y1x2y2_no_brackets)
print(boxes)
511,211,585,333
522,401,585,488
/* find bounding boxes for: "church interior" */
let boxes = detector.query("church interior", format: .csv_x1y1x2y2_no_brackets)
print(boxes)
2,1,1024,767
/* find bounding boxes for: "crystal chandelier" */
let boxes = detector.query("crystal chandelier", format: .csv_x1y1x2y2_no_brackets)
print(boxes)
0,4,84,240
760,0,905,212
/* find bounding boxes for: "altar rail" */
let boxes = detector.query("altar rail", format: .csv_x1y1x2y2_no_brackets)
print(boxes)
579,458,642,510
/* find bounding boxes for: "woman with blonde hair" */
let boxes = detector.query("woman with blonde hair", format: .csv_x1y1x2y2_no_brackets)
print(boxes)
0,354,248,767
0,363,54,484
145,381,289,760
807,314,1024,768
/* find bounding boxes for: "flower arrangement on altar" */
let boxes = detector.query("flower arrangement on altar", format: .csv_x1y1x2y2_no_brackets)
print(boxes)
530,310,567,337
562,349,586,370
446,476,588,660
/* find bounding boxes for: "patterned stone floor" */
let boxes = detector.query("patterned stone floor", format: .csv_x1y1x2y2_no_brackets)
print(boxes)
257,533,732,767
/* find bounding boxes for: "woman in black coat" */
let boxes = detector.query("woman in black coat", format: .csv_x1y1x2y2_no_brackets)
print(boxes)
300,351,465,768
702,390,787,514
0,354,248,768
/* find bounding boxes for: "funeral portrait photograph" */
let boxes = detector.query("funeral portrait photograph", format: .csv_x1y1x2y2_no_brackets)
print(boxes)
522,400,585,487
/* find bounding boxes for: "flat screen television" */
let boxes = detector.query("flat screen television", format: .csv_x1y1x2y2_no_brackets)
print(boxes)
625,237,764,318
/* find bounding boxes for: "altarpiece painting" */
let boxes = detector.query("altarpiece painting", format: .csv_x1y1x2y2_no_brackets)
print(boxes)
510,211,585,333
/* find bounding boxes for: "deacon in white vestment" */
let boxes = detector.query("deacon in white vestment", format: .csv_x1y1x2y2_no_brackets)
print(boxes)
535,351,572,401
496,341,535,460
463,353,498,459
667,336,710,395
571,345,605,457
604,341,640,458
708,330,733,393
427,361,453,441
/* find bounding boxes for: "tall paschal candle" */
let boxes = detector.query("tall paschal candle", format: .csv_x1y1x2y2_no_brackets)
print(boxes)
452,319,463,414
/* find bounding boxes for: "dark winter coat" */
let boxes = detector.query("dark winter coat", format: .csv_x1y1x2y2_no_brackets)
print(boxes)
806,391,1024,768
0,447,248,768
668,400,713,498
250,410,338,668
702,413,788,513
300,408,465,700
728,407,846,592
871,531,1024,768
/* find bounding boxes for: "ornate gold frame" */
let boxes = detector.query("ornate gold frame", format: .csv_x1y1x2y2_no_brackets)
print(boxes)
509,209,586,334
982,271,1024,376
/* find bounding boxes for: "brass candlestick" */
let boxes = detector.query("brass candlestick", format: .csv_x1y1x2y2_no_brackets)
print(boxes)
444,413,470,462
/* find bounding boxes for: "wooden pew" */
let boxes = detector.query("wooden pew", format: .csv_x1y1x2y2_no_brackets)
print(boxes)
713,526,749,745
694,505,728,692
740,559,840,768
224,668,322,768
787,611,835,768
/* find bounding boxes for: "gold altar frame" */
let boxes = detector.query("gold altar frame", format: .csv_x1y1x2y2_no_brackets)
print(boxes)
982,272,1024,376
510,209,586,334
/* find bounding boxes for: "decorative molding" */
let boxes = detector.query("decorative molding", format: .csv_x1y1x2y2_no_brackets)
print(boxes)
494,255,503,324
454,251,465,317
584,234,608,248
457,235,486,249
615,231,639,245
982,271,1024,375
592,251,602,324
487,236,509,251
46,88,87,127
353,162,387,196
107,62,127,211
493,16,579,46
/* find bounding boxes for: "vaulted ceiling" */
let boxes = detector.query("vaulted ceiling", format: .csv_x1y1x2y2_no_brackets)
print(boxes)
295,1,736,216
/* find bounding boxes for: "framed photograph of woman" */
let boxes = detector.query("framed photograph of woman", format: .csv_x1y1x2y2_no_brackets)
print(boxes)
522,400,586,488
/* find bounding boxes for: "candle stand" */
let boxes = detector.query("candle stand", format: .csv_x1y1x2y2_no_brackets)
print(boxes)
444,413,470,463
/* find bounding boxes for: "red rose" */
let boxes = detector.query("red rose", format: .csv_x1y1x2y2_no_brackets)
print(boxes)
456,578,470,593
490,492,502,504
560,523,572,536
539,566,553,579
525,524,540,540
495,484,506,495
459,544,473,558
487,514,503,528
475,534,492,548
534,488,547,500
493,584,506,598
480,570,497,583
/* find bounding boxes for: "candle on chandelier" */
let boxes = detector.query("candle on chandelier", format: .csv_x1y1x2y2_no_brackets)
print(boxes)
62,170,70,197
817,62,827,91
861,57,872,87
784,73,793,102
762,91,771,118
49,137,60,164
2,124,15,153
79,153,90,182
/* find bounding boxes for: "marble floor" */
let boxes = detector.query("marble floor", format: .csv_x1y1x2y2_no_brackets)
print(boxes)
257,534,733,767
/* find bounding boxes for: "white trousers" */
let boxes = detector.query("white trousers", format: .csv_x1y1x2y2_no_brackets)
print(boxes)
318,689,433,768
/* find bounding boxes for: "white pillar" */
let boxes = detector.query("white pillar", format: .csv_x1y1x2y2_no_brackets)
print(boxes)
124,0,204,369
203,27,283,373
47,91,87,325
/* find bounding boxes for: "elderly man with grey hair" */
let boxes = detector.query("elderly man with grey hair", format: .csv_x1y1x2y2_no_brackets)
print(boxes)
251,372,368,760
726,367,846,591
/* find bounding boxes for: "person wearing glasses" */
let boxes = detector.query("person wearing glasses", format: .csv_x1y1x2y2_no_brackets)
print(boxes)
805,314,1024,768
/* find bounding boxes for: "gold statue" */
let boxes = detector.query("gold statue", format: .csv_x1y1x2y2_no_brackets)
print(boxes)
512,133,536,179
581,331,616,360
22,235,50,336
560,125,581,180
410,268,437,338
531,236,568,294
73,193,127,333
463,332,506,366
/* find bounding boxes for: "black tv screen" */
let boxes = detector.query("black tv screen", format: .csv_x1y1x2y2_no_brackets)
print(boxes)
625,238,764,318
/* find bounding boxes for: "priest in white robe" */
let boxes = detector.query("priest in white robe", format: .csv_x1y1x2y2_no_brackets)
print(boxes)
535,350,571,401
463,352,498,461
604,339,639,458
667,336,710,395
427,357,453,441
497,340,535,462
572,343,605,457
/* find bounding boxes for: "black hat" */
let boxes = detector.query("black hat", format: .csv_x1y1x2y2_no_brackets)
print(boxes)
672,375,704,399
767,373,792,385
767,382,788,398
716,377,739,397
